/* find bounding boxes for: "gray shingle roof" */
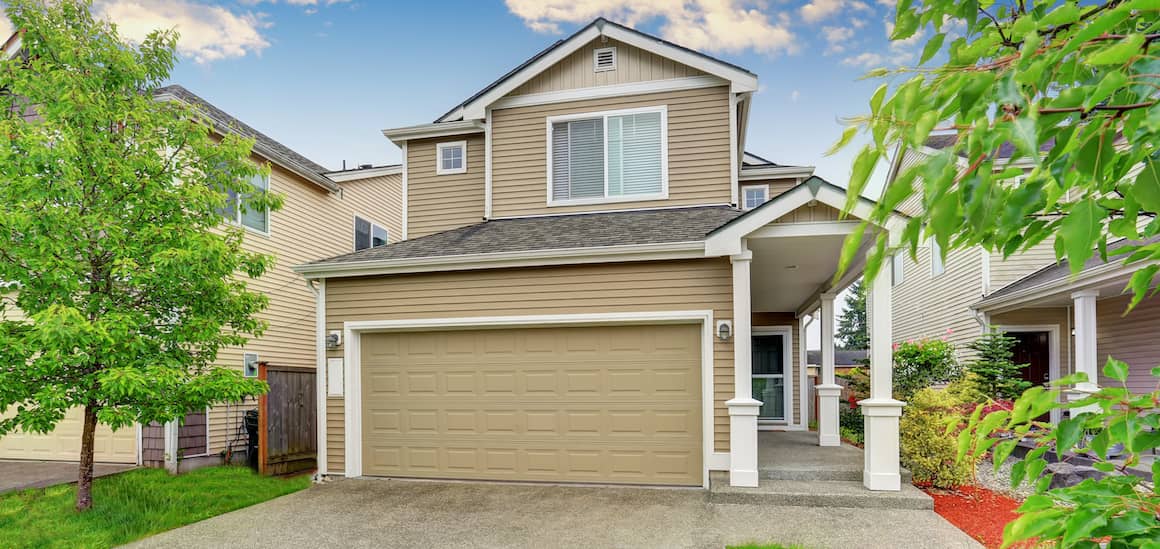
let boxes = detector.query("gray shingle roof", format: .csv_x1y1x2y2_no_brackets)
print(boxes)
806,349,868,366
924,133,1055,159
986,236,1160,299
309,205,744,265
155,85,337,191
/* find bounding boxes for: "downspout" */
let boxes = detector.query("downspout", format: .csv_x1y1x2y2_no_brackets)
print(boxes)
308,278,327,481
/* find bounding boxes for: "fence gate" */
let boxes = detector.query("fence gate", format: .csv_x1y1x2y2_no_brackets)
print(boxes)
258,364,316,475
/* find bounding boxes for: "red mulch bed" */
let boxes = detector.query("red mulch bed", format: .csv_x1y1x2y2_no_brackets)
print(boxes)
921,485,1026,549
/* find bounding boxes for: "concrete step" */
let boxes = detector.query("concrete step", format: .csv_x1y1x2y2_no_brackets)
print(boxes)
709,472,933,510
760,467,913,483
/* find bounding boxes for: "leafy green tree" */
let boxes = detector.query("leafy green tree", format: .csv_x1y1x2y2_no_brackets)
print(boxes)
892,338,961,399
0,0,278,511
959,363,1160,547
834,0,1160,309
965,329,1034,400
835,279,868,350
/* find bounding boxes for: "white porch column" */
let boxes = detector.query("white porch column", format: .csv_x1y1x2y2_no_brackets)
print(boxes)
860,259,904,491
1069,290,1100,414
726,243,761,487
163,420,178,474
816,292,841,447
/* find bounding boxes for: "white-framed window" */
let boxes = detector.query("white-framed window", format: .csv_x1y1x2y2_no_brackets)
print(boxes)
891,253,905,286
219,174,270,234
931,239,945,276
435,141,467,175
353,215,388,251
547,106,668,206
741,184,769,210
243,352,259,378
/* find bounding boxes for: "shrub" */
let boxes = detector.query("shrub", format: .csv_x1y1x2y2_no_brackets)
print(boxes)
839,404,864,445
893,338,961,400
900,388,976,488
964,329,1033,401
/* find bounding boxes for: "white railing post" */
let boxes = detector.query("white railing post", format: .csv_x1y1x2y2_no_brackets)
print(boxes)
816,292,841,446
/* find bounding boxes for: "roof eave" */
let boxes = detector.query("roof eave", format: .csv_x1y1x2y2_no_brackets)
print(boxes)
972,262,1132,312
293,240,707,279
381,120,486,145
739,166,816,180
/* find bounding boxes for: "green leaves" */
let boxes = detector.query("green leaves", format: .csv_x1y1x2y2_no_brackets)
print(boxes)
1102,357,1129,383
1058,199,1103,273
1085,34,1146,66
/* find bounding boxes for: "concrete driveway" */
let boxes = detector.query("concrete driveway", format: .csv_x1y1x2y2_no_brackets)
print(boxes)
0,460,135,494
128,478,980,549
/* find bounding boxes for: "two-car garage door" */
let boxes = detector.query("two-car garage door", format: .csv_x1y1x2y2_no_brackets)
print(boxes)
0,408,137,463
361,323,703,486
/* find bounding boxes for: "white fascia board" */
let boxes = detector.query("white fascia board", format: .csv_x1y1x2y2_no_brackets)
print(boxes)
973,262,1134,313
739,166,816,180
324,165,402,182
600,25,758,93
381,120,485,145
490,75,727,111
293,240,707,279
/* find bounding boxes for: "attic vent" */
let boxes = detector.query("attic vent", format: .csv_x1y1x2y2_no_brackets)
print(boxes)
593,47,617,72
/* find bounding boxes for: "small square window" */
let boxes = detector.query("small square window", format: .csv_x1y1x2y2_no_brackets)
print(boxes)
742,185,769,210
243,352,259,378
436,141,466,175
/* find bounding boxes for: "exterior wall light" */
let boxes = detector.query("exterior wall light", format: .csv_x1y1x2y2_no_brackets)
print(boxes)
716,320,733,341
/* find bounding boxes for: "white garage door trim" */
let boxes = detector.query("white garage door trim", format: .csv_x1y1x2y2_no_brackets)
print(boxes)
343,310,721,488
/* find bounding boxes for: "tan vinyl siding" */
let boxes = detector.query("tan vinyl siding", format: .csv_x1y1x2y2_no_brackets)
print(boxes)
891,243,986,360
1096,294,1158,395
342,174,404,246
989,238,1059,292
322,258,734,473
490,86,731,218
990,307,1073,378
893,149,929,217
773,203,843,224
742,178,798,202
508,38,706,97
406,135,485,238
752,312,802,425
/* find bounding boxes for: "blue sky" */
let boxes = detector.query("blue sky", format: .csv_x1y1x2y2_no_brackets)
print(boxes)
4,0,918,190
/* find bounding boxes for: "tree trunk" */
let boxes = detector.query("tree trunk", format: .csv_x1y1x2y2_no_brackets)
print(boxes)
75,404,98,512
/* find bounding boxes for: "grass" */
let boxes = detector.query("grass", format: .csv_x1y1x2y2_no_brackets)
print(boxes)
0,465,310,549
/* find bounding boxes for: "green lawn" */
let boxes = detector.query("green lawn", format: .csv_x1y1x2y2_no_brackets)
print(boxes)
0,465,310,549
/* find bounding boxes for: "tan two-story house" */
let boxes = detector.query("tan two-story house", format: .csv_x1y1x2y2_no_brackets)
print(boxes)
0,80,404,469
296,19,912,492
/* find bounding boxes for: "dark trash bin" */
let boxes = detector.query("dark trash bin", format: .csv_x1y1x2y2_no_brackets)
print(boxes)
244,409,259,471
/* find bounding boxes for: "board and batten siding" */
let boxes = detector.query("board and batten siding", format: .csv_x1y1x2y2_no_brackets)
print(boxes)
322,258,735,474
507,38,707,97
405,134,486,238
489,86,732,218
891,243,986,360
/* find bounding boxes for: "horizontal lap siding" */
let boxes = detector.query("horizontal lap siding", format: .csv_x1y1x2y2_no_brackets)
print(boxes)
1096,294,1159,395
406,135,485,238
742,177,798,202
491,87,732,218
891,244,985,360
322,258,735,474
990,238,1059,292
342,174,404,246
509,38,706,96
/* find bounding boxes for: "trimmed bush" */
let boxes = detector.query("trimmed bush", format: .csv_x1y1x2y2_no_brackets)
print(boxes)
893,338,961,399
839,403,864,445
900,388,976,488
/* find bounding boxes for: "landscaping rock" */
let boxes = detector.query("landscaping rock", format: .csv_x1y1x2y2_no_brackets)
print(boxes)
1045,462,1105,489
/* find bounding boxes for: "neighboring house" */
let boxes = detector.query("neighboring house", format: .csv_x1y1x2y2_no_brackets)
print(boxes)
295,18,910,492
0,80,404,467
884,134,1159,422
807,349,868,375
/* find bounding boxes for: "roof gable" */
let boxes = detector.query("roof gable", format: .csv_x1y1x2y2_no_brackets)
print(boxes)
437,18,757,123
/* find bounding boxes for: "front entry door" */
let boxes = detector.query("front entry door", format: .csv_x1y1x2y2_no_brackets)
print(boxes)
752,334,787,422
1009,331,1050,386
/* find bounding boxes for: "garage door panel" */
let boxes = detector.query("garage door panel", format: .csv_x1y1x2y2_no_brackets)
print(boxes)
362,324,702,486
0,407,137,463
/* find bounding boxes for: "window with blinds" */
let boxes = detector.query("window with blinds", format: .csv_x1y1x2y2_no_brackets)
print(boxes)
549,107,666,204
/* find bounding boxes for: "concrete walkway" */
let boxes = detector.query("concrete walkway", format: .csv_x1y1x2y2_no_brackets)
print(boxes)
127,479,980,549
0,460,136,494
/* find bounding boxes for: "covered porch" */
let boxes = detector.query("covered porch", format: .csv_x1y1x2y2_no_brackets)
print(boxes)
707,177,908,492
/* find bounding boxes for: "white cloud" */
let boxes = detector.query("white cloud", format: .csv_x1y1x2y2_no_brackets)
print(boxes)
93,0,270,64
790,89,800,102
822,25,853,53
841,51,885,68
876,0,896,7
505,0,798,56
850,17,867,28
799,0,842,23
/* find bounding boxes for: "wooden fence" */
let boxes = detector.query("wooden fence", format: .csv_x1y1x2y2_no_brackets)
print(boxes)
258,363,316,476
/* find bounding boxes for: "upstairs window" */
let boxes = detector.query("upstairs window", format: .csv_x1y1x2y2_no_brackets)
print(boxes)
436,141,466,175
931,239,945,276
354,216,388,251
742,185,769,210
891,253,905,286
549,107,667,205
219,173,269,234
